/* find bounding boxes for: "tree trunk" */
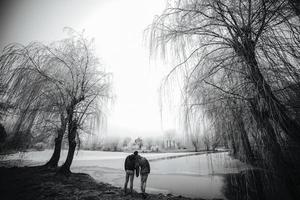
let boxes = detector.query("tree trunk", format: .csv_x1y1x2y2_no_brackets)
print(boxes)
58,124,77,175
249,100,296,198
193,142,198,152
45,129,65,168
228,98,254,163
249,99,285,166
241,43,300,144
13,110,27,134
59,105,77,175
238,119,254,163
228,124,237,156
45,115,67,168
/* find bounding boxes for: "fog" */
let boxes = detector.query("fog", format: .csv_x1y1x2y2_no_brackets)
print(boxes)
0,0,182,138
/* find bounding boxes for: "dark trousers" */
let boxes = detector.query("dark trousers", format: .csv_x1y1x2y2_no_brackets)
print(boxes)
124,170,134,193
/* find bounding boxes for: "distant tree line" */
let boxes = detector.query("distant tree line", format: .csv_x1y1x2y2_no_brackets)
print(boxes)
82,133,188,152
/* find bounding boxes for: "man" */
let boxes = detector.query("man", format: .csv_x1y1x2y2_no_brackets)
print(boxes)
124,151,139,195
138,156,150,199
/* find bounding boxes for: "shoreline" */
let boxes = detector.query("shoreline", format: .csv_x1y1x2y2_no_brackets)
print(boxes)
0,151,231,200
0,165,217,200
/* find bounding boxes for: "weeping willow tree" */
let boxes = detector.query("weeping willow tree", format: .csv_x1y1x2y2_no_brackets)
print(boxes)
0,43,52,149
149,0,300,199
0,29,112,174
49,30,113,174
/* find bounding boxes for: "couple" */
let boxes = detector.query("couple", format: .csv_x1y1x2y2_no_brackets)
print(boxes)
124,151,150,198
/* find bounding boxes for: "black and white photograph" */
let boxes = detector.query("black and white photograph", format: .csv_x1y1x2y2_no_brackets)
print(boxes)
0,1,300,200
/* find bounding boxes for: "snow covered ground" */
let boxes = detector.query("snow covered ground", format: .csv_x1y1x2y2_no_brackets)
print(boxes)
1,150,249,199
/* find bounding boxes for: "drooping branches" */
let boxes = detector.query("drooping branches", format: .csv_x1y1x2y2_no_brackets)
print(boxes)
149,0,300,197
0,29,112,173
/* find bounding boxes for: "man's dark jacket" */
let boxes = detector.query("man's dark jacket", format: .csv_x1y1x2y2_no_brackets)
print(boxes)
124,154,138,171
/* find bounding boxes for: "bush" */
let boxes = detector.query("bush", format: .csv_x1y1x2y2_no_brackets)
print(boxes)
4,131,32,151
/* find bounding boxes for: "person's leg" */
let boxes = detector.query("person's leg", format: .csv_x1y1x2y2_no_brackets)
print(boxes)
142,174,148,194
124,172,129,193
129,173,134,194
142,180,146,193
140,175,144,193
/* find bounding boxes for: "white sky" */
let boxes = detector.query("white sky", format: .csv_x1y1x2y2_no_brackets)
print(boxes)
0,0,183,138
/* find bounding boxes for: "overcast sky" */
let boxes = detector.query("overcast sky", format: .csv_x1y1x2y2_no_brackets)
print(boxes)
0,0,183,138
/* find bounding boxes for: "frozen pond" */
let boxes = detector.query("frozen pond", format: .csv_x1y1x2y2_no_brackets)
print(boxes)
1,150,249,199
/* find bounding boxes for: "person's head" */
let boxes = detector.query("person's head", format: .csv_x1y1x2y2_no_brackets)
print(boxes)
134,151,138,156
